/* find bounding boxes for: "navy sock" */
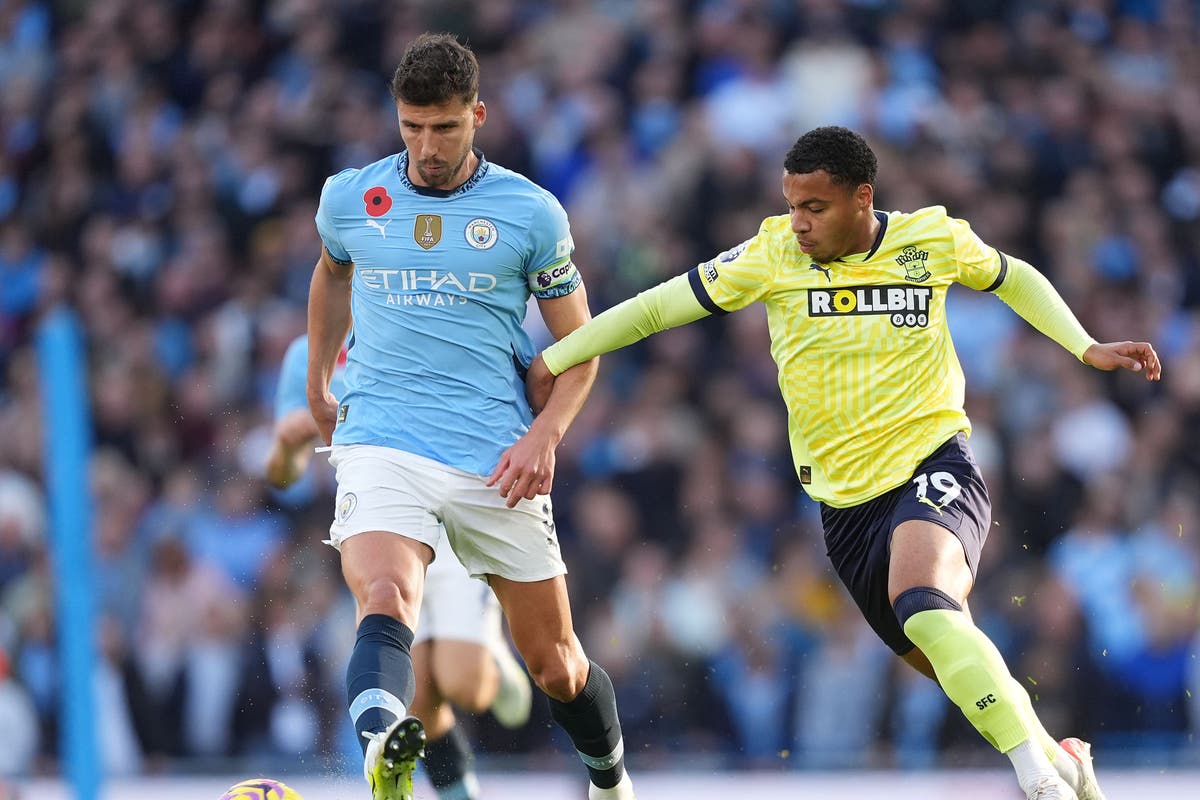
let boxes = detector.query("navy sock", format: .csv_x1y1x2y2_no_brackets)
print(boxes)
548,661,626,789
346,613,416,754
424,724,477,799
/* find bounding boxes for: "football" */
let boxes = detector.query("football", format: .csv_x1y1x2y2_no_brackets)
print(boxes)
219,778,303,800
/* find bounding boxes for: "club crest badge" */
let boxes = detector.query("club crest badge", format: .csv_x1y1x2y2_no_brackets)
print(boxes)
465,218,498,250
337,492,358,523
897,245,931,283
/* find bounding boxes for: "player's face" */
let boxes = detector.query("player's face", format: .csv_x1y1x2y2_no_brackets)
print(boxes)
397,97,486,189
783,170,874,265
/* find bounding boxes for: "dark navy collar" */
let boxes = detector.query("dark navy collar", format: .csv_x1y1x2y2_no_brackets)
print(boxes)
863,209,889,260
833,209,889,263
396,148,489,198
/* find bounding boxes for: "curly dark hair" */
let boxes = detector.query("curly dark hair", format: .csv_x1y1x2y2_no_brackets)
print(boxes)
390,33,479,106
783,126,878,189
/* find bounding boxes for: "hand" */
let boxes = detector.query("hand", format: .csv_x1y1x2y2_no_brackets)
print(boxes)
265,410,322,489
308,390,339,445
526,354,556,415
486,424,558,508
1082,341,1162,381
265,443,306,490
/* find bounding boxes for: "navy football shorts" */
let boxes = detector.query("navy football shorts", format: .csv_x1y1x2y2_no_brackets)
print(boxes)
820,432,991,655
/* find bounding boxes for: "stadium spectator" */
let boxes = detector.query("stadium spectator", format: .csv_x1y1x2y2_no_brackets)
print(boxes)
0,646,38,777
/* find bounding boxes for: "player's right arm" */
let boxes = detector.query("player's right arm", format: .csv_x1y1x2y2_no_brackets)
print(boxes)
308,175,356,444
526,272,708,399
307,246,353,444
528,223,777,392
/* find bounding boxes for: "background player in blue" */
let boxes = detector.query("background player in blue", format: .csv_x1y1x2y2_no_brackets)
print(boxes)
306,34,635,800
268,333,534,800
266,334,347,489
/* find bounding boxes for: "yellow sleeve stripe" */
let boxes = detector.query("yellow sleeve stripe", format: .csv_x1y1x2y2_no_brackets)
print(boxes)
687,268,729,315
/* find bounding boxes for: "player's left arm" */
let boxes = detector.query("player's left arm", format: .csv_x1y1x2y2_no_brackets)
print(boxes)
950,215,1160,380
488,284,599,508
991,257,1161,379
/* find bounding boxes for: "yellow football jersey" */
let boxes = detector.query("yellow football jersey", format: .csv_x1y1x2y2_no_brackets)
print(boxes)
692,205,1006,507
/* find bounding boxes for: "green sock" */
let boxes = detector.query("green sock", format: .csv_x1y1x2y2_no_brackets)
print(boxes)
1011,677,1057,757
902,609,1031,753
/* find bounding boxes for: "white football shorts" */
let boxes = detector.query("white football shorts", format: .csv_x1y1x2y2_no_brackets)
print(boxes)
326,444,567,583
412,533,501,646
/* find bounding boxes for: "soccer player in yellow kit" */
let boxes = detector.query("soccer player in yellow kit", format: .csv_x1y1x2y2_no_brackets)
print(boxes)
526,127,1161,800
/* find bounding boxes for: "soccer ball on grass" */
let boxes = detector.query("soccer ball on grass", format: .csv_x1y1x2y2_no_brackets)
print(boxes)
219,778,303,800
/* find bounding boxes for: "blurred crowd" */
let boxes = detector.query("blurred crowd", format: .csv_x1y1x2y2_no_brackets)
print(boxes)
1,0,1199,781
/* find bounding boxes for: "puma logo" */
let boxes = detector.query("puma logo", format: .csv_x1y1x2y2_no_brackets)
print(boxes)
366,219,391,238
810,263,832,281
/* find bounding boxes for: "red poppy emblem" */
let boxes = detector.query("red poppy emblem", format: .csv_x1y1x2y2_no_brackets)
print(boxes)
364,186,392,217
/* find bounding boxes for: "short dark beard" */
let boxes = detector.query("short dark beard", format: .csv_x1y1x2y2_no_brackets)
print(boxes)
416,148,471,188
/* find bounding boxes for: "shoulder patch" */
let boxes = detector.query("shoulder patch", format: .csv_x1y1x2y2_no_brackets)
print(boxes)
717,239,751,263
555,235,573,260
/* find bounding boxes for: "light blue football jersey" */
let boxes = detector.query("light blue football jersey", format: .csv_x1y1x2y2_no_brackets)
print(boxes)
314,150,580,475
275,334,347,419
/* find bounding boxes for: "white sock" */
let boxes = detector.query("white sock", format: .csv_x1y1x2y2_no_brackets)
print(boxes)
1007,738,1059,795
588,771,635,800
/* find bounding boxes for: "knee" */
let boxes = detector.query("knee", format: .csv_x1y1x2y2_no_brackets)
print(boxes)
525,646,587,702
892,586,963,627
359,577,420,625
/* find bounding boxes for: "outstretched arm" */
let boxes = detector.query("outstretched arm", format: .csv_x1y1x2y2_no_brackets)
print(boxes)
525,272,712,410
992,257,1160,380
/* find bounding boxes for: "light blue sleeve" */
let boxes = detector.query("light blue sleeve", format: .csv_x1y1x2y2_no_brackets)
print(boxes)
274,337,310,420
525,192,581,299
315,171,354,264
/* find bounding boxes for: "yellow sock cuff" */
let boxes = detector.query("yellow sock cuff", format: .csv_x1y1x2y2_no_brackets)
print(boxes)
903,608,1031,752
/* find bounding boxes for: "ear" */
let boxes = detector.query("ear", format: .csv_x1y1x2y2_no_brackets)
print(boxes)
857,182,874,211
474,100,487,129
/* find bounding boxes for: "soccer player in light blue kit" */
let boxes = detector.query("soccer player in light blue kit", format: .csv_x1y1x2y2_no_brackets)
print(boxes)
267,334,533,800
306,34,635,800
